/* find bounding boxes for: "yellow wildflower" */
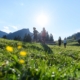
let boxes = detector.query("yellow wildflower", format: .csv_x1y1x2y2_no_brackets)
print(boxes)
6,46,13,52
19,59,25,64
18,45,22,49
20,51,27,57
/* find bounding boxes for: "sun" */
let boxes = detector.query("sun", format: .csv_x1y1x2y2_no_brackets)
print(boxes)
36,14,48,27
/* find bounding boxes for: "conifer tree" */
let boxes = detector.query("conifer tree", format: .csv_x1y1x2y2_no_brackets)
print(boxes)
2,35,7,39
49,34,54,42
33,27,38,42
23,34,32,42
45,32,49,41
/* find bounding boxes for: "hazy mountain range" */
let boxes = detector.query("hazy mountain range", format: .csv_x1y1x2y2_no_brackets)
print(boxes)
0,28,33,39
67,32,80,40
0,29,80,41
0,31,8,37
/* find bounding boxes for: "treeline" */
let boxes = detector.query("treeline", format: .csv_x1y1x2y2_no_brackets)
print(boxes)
2,34,32,42
33,27,54,43
2,27,54,43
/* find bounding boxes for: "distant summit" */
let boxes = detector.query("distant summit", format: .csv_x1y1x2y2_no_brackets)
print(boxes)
0,31,8,37
0,28,33,40
67,32,80,40
6,28,33,39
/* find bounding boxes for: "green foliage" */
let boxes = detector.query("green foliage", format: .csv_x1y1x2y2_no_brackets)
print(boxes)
23,34,32,42
2,35,7,39
0,38,80,80
14,36,21,41
78,39,80,44
49,34,54,42
45,32,49,41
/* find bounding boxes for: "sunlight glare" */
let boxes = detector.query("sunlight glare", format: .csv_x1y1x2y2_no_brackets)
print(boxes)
36,14,48,27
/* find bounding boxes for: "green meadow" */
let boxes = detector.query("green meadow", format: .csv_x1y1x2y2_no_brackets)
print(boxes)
0,38,80,80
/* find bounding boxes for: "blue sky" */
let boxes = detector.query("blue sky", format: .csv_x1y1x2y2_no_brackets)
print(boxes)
0,0,80,40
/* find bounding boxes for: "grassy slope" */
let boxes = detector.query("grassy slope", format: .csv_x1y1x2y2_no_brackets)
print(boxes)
0,38,80,80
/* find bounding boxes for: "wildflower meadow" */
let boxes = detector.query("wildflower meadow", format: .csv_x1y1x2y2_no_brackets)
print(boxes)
0,38,80,80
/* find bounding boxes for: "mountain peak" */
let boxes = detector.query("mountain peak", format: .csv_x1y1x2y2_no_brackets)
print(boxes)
6,28,33,39
0,31,8,37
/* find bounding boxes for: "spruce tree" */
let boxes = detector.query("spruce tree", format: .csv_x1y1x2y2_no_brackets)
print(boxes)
49,34,54,42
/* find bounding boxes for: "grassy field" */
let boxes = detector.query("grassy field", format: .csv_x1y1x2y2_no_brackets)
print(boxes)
0,38,80,80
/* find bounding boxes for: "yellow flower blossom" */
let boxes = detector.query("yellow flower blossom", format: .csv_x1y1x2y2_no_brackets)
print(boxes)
18,45,22,49
19,59,25,64
6,46,13,52
20,51,27,57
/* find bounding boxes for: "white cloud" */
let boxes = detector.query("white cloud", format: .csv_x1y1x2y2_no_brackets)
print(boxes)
10,25,18,30
2,26,11,33
2,25,18,33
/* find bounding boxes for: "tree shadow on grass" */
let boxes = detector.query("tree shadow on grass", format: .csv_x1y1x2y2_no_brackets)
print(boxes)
40,43,53,54
22,43,44,51
27,45,43,51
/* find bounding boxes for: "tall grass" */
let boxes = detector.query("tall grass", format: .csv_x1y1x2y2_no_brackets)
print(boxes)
0,38,80,80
